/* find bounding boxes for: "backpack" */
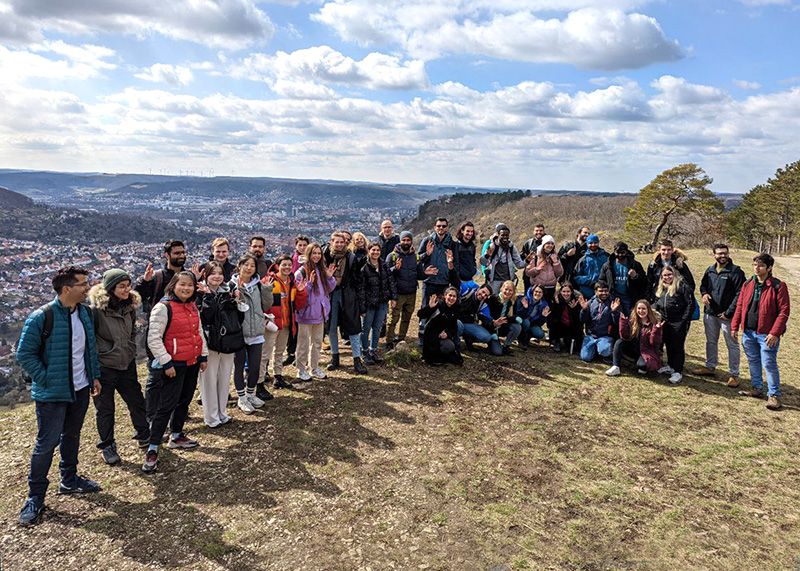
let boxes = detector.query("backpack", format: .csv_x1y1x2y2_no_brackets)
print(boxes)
202,292,245,354
19,302,55,389
141,270,166,315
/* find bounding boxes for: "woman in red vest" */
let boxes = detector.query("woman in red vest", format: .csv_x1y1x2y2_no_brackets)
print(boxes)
143,271,207,473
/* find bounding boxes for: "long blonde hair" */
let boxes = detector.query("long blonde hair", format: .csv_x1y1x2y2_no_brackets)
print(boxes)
349,231,368,252
629,299,660,338
655,266,681,298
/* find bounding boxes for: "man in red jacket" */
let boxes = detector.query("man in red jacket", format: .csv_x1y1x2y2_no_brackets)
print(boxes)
731,253,791,410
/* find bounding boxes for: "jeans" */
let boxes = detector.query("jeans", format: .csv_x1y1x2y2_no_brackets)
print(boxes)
361,303,389,351
28,387,91,499
703,313,740,376
457,321,495,344
522,319,546,340
742,329,781,397
94,361,149,449
329,289,362,357
498,322,522,347
581,335,614,362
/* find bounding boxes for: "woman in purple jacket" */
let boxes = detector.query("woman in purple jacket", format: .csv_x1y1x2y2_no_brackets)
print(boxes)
294,243,337,385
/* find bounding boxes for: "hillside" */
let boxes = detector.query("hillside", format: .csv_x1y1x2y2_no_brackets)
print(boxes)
0,252,798,570
0,187,211,245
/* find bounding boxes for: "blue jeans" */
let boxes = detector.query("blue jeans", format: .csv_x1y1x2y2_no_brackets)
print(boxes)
522,319,546,340
742,330,781,397
28,387,91,500
329,289,362,357
361,303,389,351
580,335,614,362
457,321,495,344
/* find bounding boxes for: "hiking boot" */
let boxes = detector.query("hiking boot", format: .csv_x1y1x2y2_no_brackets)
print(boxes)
237,395,255,414
101,443,121,466
691,366,716,376
353,357,368,375
605,365,621,377
766,396,782,410
502,346,512,356
551,340,562,353
726,376,740,388
247,393,266,409
283,354,295,366
311,367,327,380
272,375,294,389
167,434,199,449
668,372,683,384
738,388,764,399
364,352,376,366
58,475,101,495
372,349,384,363
327,353,340,371
142,450,158,473
18,497,44,526
256,382,274,401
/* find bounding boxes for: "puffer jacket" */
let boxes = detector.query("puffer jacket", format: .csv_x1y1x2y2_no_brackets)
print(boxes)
618,314,663,371
147,298,208,368
654,280,694,327
455,239,478,282
88,284,141,370
416,300,463,365
358,260,397,312
233,275,274,339
515,292,549,325
266,270,309,335
386,245,424,295
573,248,609,298
294,268,335,325
16,297,101,402
525,252,564,288
646,249,695,300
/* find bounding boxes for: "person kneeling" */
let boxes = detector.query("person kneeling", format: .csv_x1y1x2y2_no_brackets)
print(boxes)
516,284,550,346
606,300,663,376
417,288,463,366
579,281,621,363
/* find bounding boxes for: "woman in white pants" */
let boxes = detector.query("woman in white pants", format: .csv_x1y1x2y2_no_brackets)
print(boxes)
196,262,246,427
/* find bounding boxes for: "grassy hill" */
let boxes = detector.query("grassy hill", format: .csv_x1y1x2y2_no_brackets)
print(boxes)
0,250,798,569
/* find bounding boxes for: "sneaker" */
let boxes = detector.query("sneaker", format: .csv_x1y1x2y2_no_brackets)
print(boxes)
137,439,150,449
219,415,232,426
167,434,199,449
237,395,255,414
668,372,683,384
726,376,740,388
101,443,121,466
142,450,158,473
605,365,621,377
273,374,294,389
502,346,512,356
637,369,648,375
256,382,274,401
296,369,312,382
58,475,101,495
311,367,327,380
327,353,340,371
691,366,715,376
364,352,375,366
18,497,44,526
738,388,764,399
372,349,384,363
247,393,266,409
282,354,296,366
658,365,675,375
766,396,782,410
551,341,562,353
353,356,368,375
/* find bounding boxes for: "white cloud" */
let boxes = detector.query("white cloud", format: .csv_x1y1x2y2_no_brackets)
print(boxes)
135,63,194,86
733,79,761,90
0,41,116,81
312,2,682,70
738,0,791,5
4,0,274,49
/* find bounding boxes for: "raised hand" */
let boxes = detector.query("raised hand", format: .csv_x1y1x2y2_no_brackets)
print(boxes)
295,277,307,291
578,294,589,310
654,321,664,329
325,263,337,278
308,270,317,285
628,268,637,279
196,282,210,294
542,306,551,317
191,262,203,279
426,240,434,257
233,288,240,299
395,257,403,271
260,274,274,286
428,294,439,308
424,265,439,276
526,252,535,263
143,262,154,281
567,246,576,257
611,297,622,312
568,299,578,309
521,297,529,309
446,249,454,264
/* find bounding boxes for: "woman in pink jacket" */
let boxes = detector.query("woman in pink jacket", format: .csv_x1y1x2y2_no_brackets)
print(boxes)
524,234,563,304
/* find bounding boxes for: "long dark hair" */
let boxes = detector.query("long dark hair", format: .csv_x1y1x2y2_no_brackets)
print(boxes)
303,243,332,295
163,271,198,302
455,222,474,243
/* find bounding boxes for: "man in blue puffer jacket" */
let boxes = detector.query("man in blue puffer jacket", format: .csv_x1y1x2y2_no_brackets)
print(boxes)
16,266,102,526
573,234,609,299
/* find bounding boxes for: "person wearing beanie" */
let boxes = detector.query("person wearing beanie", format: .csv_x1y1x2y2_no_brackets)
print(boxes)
387,231,432,347
88,268,150,466
600,241,647,315
524,234,563,304
572,234,609,299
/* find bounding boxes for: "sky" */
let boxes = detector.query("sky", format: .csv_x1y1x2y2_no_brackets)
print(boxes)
0,0,799,193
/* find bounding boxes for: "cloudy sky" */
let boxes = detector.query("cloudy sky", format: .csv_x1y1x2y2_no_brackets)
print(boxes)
1,0,798,192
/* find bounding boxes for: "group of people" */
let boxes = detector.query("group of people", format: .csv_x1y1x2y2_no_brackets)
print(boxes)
14,217,791,526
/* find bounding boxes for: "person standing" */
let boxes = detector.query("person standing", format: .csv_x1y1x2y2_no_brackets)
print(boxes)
454,222,478,283
359,242,397,364
572,234,609,300
88,268,150,465
136,239,187,313
209,237,236,281
558,226,590,285
386,231,430,347
248,235,272,281
731,253,791,410
691,244,746,386
418,218,460,344
600,241,646,315
653,266,694,384
480,224,526,294
16,266,103,526
524,234,563,304
290,235,310,274
520,223,546,292
377,219,400,261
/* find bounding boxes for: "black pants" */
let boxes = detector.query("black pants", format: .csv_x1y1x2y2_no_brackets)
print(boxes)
419,282,449,342
147,364,200,446
550,321,583,353
94,361,149,449
663,322,689,373
287,329,297,356
612,338,640,368
234,343,262,392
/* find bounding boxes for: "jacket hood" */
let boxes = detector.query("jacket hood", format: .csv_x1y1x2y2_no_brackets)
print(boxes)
609,251,636,264
88,283,141,311
652,248,688,266
393,243,416,255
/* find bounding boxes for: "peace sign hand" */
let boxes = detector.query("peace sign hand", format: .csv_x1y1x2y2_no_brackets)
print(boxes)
143,263,154,281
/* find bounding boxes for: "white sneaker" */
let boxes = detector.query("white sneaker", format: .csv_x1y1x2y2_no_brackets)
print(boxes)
311,367,327,380
237,396,254,414
247,393,265,409
605,365,621,377
658,365,675,375
668,372,683,384
637,369,647,375
297,369,312,381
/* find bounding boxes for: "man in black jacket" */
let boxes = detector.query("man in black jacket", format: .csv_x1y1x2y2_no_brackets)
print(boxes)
691,244,746,386
646,238,695,301
558,226,590,285
520,223,546,291
600,241,647,315
136,239,186,314
377,219,400,261
386,231,436,346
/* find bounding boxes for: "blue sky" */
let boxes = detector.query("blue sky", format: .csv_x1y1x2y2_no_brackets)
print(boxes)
1,0,798,192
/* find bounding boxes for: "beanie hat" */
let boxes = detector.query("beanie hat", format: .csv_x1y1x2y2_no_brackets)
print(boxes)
400,230,413,240
495,223,510,233
536,235,556,256
587,234,600,244
614,241,629,254
102,268,131,292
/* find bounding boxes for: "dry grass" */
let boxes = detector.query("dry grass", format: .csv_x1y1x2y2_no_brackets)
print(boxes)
0,250,798,570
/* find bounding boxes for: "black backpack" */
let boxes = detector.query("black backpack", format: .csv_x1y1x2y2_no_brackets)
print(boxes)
201,291,245,354
18,302,55,389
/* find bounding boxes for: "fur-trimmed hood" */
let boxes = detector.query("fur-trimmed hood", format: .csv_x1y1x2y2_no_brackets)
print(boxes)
651,247,688,268
88,283,142,311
